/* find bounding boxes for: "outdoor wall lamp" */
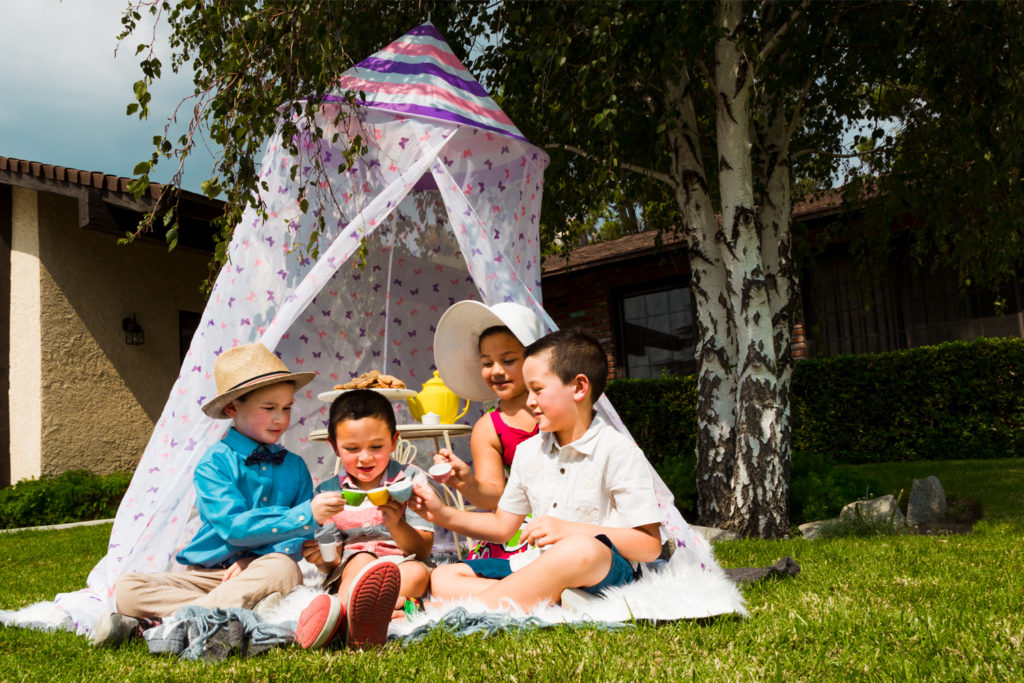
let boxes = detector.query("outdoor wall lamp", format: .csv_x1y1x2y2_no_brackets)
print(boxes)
122,314,145,346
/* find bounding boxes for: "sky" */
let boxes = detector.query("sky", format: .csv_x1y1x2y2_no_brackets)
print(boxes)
0,0,215,193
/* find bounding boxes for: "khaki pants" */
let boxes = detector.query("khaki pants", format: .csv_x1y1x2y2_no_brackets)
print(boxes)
114,553,302,619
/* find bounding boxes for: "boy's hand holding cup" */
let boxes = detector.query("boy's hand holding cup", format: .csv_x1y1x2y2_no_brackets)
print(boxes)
410,481,446,523
315,521,344,563
301,539,339,570
377,496,406,527
311,491,345,524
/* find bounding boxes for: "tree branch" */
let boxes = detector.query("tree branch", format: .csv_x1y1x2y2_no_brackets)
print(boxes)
759,0,813,62
791,141,898,161
544,143,678,189
783,15,840,147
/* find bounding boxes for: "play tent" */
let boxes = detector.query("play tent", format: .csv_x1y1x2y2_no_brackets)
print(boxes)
37,23,714,634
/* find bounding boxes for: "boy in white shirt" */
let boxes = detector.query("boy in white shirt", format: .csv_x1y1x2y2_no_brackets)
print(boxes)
412,329,662,608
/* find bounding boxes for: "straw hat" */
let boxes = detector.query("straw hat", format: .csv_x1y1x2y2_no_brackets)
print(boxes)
201,343,316,419
433,301,545,401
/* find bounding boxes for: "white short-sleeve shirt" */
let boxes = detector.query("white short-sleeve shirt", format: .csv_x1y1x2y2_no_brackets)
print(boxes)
498,413,662,530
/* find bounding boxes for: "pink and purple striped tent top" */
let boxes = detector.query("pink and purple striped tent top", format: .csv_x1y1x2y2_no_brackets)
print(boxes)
335,22,527,142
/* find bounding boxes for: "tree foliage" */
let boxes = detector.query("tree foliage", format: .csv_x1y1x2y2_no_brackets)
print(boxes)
121,1,1024,536
841,1,1024,292
122,1,1024,293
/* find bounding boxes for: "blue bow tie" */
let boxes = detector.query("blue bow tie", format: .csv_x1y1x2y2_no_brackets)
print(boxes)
245,445,286,466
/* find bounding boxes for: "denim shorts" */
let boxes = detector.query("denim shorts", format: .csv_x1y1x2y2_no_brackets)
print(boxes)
462,534,639,595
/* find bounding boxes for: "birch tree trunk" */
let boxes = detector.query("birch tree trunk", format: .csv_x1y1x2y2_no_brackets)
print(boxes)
757,107,797,534
666,0,795,538
664,62,739,531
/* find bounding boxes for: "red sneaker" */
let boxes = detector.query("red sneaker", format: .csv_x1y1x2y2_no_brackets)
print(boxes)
296,593,345,649
345,559,401,649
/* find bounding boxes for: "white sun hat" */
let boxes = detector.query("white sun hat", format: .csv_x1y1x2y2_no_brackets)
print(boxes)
433,300,545,401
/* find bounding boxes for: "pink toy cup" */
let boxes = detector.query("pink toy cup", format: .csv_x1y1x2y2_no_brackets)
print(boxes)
428,462,452,484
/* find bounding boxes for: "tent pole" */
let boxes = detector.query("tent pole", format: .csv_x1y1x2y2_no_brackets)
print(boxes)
382,230,397,371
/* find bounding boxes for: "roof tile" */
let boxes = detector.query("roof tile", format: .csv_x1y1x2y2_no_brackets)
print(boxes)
0,155,172,203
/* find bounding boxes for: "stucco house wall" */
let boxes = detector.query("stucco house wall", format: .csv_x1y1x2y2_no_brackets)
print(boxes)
36,191,208,475
3,158,213,484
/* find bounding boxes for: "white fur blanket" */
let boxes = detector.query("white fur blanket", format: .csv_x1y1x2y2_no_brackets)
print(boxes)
260,551,747,642
2,551,746,642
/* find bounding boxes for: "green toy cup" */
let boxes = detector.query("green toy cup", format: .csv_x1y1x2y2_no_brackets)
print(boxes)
342,489,367,505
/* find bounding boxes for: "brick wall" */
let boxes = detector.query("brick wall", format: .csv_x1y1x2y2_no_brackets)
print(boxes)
542,248,689,379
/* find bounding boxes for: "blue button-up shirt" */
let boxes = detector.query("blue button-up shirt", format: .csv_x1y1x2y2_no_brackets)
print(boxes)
176,427,315,568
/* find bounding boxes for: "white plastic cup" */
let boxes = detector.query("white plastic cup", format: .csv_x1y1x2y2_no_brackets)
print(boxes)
318,541,339,563
316,522,342,562
422,412,441,425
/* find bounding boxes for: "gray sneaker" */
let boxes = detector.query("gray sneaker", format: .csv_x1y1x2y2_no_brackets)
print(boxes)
144,618,190,655
197,618,247,662
91,612,156,648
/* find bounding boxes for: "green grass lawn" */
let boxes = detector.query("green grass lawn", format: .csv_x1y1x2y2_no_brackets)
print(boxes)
2,459,1023,681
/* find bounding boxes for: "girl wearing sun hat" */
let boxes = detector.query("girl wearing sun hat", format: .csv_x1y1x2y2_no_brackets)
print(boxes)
432,300,545,561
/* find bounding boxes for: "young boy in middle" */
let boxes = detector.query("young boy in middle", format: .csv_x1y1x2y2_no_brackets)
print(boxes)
297,389,434,649
412,329,663,609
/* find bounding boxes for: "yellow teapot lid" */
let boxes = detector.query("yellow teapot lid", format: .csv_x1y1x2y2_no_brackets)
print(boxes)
422,371,448,388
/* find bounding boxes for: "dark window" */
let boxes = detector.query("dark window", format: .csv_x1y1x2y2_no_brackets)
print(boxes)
179,311,201,364
809,255,906,356
805,250,1024,357
618,285,696,377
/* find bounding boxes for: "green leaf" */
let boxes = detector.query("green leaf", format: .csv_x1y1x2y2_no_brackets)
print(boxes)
126,175,149,200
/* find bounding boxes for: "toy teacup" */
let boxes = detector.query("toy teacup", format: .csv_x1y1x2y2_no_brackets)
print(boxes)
341,489,367,506
387,479,414,503
366,487,391,506
315,522,343,563
428,462,453,484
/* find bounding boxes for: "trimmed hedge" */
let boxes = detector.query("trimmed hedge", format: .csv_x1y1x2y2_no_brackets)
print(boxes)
607,337,1024,519
604,375,699,515
791,337,1024,463
0,470,131,530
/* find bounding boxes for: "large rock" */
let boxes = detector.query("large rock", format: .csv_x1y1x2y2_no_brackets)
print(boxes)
691,525,741,543
839,494,905,532
906,476,947,527
797,520,833,540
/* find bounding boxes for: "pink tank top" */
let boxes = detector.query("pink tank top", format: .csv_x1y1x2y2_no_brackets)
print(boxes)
489,410,539,468
467,411,539,561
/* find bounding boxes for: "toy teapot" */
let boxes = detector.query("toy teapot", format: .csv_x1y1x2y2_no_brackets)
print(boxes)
407,371,470,424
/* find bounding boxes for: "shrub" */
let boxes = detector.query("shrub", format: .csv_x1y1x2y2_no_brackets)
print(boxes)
607,337,1024,523
0,470,131,529
605,375,698,517
791,337,1024,463
788,451,882,524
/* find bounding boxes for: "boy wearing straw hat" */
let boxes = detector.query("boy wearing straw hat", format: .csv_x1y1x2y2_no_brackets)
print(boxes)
93,343,348,648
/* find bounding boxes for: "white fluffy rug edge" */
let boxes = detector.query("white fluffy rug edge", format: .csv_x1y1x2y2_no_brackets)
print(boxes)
263,553,748,640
